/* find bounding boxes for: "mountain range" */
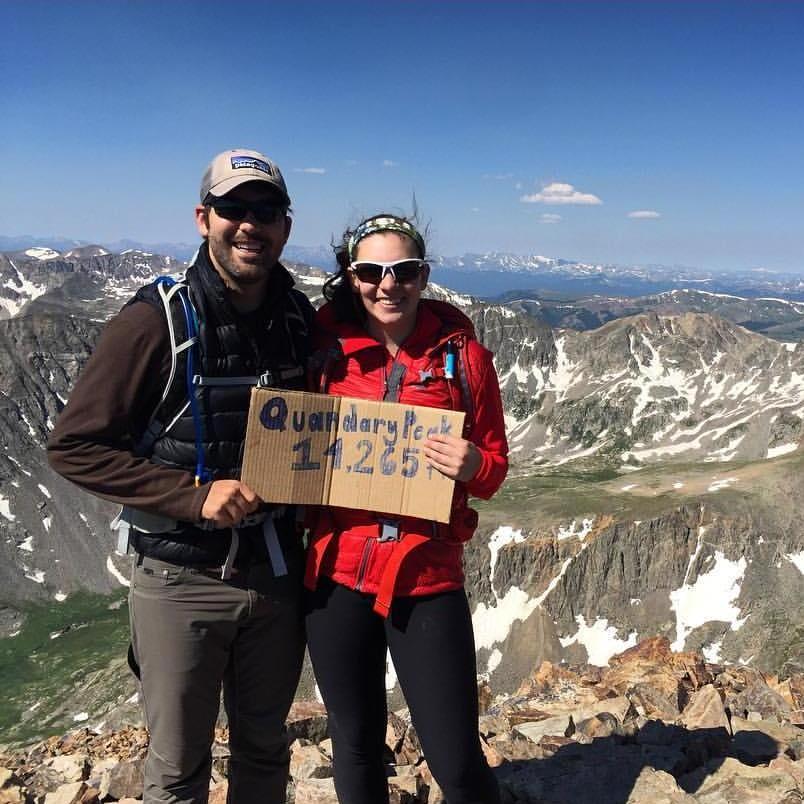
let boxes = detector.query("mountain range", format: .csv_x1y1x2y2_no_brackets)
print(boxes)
0,240,801,740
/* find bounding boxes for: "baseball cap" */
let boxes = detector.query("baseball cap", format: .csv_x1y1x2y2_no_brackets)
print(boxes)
200,149,290,206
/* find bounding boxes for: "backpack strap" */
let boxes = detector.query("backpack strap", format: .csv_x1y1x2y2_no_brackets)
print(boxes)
133,277,199,457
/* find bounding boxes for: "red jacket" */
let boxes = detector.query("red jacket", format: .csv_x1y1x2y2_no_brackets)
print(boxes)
304,299,508,613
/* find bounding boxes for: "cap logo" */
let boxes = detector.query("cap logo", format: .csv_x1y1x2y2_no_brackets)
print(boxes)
230,155,273,176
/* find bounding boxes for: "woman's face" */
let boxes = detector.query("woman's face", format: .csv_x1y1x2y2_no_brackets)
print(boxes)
350,232,429,343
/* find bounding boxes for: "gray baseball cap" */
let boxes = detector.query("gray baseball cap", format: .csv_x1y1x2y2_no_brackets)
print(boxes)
200,148,290,205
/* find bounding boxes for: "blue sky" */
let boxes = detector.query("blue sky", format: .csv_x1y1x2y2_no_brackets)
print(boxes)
2,0,803,272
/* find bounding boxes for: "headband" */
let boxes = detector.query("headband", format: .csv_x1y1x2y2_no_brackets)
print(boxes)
347,215,426,261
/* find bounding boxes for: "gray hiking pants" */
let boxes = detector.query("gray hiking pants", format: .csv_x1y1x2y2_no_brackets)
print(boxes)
129,555,305,804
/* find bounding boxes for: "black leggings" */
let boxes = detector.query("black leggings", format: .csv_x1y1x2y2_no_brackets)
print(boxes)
305,579,500,804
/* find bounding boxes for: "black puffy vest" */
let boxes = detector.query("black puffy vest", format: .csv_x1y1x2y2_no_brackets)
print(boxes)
128,245,313,565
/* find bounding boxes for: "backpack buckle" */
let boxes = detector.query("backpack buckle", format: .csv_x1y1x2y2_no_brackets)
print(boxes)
378,519,401,542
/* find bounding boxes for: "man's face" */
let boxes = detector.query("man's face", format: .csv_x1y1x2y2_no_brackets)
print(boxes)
194,182,292,289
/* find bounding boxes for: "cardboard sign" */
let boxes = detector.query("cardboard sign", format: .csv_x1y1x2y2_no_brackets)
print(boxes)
242,388,465,523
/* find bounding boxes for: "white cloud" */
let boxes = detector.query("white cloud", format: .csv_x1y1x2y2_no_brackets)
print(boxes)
382,159,399,168
520,182,602,206
628,209,661,219
294,167,327,174
471,207,481,213
483,172,513,180
514,181,523,190
539,213,562,224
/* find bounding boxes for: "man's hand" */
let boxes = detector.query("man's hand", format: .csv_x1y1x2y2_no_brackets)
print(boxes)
201,480,261,528
422,434,482,482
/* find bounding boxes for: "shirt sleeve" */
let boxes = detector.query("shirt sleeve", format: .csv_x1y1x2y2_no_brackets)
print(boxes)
465,345,509,500
46,301,211,523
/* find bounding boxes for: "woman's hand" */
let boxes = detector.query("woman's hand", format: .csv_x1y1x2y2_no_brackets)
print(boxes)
422,433,482,482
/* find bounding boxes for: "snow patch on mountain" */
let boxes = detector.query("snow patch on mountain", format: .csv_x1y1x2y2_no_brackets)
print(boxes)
24,247,60,261
559,615,638,666
0,495,15,521
785,551,804,575
670,550,748,652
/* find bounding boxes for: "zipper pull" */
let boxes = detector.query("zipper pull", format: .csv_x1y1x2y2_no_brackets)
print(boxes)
444,341,457,380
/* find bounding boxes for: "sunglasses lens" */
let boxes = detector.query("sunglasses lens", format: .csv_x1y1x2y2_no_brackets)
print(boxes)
212,203,247,221
211,202,283,224
354,263,384,283
393,260,424,282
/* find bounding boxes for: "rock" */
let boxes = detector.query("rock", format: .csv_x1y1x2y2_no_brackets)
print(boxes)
769,755,804,788
516,660,581,697
727,679,793,721
679,756,799,802
86,757,117,788
0,787,26,804
625,767,696,803
513,715,574,744
416,762,445,804
385,712,407,754
208,780,228,804
603,637,710,715
477,713,510,738
477,680,493,715
396,722,422,766
294,777,339,803
43,755,88,784
574,713,620,740
289,744,332,780
729,716,795,763
479,734,505,768
79,787,99,804
97,758,143,800
43,782,87,804
680,684,730,731
0,769,18,789
627,681,683,719
388,773,418,803
287,701,329,744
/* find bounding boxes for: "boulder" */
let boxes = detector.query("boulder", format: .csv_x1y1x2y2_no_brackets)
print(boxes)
208,780,228,804
385,712,407,754
289,744,332,780
680,756,800,802
625,768,696,803
79,787,99,804
294,777,339,804
43,782,87,804
603,637,710,715
726,679,793,721
43,755,88,784
287,701,329,744
97,758,144,801
680,684,730,731
513,715,574,744
388,772,419,803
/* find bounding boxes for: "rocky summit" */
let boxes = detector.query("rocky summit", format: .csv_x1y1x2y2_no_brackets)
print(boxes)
0,638,802,803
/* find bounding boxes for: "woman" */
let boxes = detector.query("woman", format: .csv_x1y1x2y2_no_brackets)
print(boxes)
304,213,508,804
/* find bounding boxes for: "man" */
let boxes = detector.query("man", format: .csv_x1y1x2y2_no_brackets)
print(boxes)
48,149,313,804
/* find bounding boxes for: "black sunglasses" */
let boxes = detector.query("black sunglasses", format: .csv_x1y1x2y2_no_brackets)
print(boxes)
349,259,428,285
208,199,286,225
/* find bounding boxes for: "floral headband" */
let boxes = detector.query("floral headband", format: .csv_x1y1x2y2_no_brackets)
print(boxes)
346,215,426,261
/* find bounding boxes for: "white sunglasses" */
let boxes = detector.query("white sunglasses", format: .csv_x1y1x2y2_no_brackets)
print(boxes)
349,258,428,285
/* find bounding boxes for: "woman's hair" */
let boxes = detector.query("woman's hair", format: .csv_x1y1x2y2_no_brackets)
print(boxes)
322,212,429,324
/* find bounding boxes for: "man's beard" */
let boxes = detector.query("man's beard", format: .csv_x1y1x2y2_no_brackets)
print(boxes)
207,233,275,286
